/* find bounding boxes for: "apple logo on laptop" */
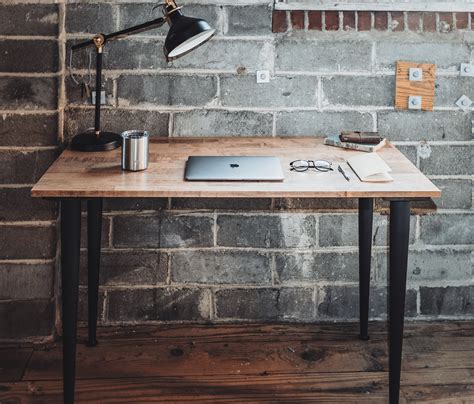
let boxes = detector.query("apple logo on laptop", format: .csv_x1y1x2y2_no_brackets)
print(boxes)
230,163,239,168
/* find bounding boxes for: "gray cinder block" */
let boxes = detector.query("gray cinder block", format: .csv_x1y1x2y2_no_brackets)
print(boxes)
0,77,58,110
0,4,58,36
217,214,316,248
107,288,211,321
420,213,474,245
276,111,373,136
276,40,372,72
173,110,273,136
215,288,315,321
171,251,271,284
420,286,473,316
0,225,56,260
113,214,214,248
117,75,218,107
221,75,319,108
378,111,472,141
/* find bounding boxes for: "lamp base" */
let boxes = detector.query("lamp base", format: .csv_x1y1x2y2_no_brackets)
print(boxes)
70,130,122,152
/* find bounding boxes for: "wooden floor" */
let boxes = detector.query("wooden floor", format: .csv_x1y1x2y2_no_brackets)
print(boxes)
1,322,473,403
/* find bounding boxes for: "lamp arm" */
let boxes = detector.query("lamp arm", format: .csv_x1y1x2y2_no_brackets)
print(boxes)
71,16,167,51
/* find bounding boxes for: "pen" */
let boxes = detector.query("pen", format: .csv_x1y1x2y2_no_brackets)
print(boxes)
338,164,350,181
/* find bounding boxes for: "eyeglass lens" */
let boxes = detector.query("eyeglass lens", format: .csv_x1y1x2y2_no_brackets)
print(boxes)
314,160,332,171
291,160,310,171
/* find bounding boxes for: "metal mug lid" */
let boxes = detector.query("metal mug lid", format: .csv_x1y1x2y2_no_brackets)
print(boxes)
121,130,149,139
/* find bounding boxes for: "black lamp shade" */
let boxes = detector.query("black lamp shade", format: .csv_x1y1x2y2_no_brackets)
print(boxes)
164,11,215,60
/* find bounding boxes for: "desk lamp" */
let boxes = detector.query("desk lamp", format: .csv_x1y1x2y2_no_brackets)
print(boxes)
70,0,215,151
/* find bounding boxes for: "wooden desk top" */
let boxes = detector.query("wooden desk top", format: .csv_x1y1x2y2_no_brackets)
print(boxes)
31,137,440,199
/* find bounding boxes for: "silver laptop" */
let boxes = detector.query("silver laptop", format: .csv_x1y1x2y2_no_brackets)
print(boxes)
185,156,284,181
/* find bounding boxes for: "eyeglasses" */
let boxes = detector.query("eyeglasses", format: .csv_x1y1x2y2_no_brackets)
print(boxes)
290,160,333,172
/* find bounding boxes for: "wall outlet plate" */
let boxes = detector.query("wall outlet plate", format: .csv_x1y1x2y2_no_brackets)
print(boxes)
455,94,472,111
91,91,106,105
409,67,422,81
460,63,474,77
256,70,270,83
408,95,422,110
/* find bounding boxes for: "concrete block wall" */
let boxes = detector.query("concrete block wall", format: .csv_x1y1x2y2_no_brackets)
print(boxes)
1,0,473,340
0,3,60,339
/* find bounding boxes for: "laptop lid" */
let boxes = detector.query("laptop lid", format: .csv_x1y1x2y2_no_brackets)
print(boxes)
184,156,284,181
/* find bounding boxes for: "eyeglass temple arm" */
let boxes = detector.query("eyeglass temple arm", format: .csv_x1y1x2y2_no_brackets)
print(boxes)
71,16,167,51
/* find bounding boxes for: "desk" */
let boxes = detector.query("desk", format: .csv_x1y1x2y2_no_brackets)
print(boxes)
32,137,440,404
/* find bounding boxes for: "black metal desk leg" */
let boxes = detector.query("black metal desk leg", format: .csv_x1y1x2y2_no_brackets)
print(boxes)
389,200,410,404
358,197,373,341
86,198,103,347
60,199,82,404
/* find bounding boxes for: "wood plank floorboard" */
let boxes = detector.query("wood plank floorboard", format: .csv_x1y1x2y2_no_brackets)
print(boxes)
1,322,473,403
0,349,32,382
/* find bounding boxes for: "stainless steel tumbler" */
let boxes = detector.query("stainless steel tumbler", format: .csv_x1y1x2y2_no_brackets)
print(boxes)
121,130,149,171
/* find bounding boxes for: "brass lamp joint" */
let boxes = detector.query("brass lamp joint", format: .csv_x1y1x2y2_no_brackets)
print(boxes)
164,0,182,18
93,34,106,53
165,0,178,8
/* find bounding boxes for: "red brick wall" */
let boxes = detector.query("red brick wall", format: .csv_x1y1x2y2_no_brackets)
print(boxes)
272,11,473,33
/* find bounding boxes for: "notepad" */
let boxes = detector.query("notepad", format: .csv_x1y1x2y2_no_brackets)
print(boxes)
346,152,393,183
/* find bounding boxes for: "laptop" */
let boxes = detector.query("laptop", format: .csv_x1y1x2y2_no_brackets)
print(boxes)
184,156,284,181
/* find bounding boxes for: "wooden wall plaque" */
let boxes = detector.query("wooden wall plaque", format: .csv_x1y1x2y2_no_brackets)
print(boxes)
395,61,437,111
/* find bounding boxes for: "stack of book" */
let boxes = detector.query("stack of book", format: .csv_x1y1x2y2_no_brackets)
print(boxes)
324,134,387,153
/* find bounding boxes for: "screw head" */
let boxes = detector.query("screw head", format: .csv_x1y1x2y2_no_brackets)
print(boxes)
411,98,419,105
456,95,472,110
256,70,270,83
409,68,422,81
464,66,472,73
